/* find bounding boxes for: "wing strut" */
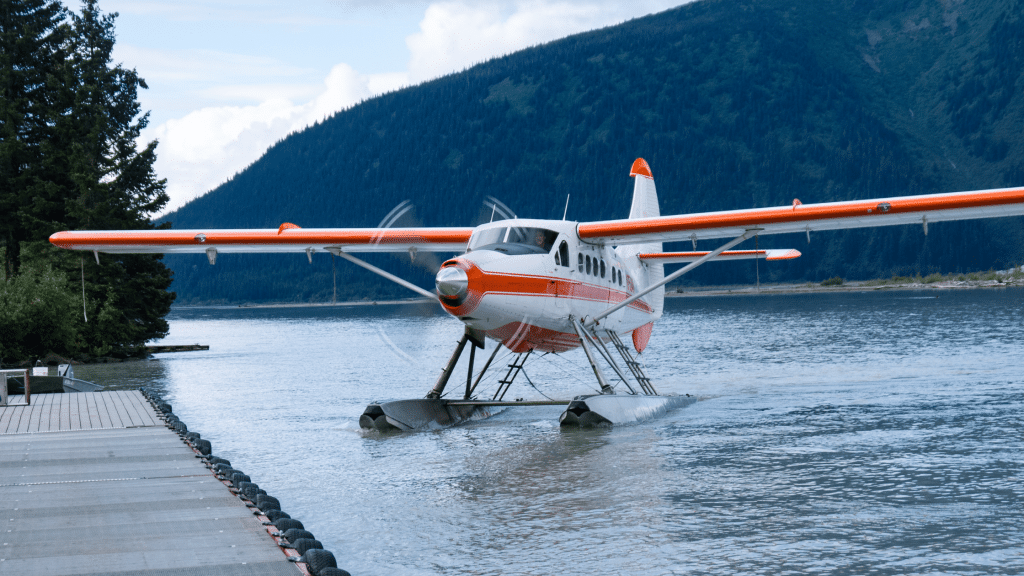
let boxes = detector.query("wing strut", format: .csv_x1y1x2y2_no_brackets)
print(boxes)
589,229,759,325
327,248,436,300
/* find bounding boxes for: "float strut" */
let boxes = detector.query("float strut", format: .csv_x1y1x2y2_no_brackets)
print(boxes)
570,316,614,395
427,333,471,399
466,343,502,399
464,344,476,400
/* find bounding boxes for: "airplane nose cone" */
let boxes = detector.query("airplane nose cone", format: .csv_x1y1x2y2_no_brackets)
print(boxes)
435,266,468,298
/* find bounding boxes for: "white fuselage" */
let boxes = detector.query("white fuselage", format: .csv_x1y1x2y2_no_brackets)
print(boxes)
436,219,660,353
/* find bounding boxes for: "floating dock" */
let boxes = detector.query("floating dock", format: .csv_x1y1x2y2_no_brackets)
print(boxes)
0,391,306,575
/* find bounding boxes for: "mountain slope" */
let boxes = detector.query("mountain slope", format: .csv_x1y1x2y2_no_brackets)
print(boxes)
162,0,1024,304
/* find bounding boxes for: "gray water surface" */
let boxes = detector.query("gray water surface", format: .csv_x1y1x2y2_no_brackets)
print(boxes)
77,289,1024,575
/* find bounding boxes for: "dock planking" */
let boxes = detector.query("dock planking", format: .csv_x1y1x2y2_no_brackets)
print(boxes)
0,391,303,575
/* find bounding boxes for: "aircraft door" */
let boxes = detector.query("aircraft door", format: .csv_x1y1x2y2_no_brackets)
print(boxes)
553,240,570,310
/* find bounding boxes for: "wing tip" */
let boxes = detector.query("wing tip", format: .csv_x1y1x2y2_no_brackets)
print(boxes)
630,158,653,179
278,222,301,234
766,249,802,261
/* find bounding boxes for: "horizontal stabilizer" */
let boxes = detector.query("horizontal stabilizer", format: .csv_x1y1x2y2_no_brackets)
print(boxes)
638,249,801,264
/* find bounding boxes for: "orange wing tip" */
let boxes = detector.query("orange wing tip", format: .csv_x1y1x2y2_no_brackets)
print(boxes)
277,222,301,234
766,249,802,261
630,158,653,179
792,199,802,209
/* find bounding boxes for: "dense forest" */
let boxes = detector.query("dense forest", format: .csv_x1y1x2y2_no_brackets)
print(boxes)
1,0,173,363
163,0,1024,304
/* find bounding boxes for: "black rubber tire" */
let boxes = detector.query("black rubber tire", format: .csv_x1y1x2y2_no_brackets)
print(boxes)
185,431,201,442
164,415,179,424
318,569,351,576
264,509,290,522
242,484,260,502
173,421,187,434
237,482,258,500
283,528,315,544
274,518,304,532
257,495,281,511
302,549,338,575
291,538,323,556
214,464,234,476
158,402,172,413
195,439,212,455
208,457,230,467
231,472,250,488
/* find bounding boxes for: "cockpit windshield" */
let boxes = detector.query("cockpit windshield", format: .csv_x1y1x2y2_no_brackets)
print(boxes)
468,226,559,255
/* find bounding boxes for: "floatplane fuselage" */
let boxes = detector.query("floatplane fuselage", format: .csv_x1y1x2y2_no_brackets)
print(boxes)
49,158,1024,430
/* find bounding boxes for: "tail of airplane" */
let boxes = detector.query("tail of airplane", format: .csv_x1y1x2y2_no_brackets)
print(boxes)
621,158,664,333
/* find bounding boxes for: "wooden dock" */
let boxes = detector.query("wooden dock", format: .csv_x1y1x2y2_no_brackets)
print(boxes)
0,391,302,575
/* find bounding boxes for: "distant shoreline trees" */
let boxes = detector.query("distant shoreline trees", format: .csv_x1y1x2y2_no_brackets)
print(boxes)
0,0,173,365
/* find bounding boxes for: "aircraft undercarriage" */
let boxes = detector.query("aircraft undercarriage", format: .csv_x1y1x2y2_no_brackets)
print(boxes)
358,319,695,432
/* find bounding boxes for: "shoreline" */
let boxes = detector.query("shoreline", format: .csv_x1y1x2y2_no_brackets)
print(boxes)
175,297,436,310
174,272,1024,308
665,278,1023,298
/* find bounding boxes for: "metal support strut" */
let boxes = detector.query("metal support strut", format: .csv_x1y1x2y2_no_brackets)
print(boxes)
570,317,615,395
427,328,484,399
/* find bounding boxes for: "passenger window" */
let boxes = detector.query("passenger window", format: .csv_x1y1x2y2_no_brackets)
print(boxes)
578,253,584,273
600,260,606,279
586,255,592,275
558,241,570,268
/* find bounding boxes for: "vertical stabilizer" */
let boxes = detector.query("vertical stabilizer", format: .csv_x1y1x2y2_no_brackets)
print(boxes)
621,158,664,318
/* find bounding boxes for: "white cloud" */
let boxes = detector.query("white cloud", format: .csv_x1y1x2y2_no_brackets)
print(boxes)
405,1,682,82
149,0,685,214
151,64,408,212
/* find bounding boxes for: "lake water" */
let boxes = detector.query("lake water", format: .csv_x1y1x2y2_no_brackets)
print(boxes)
75,288,1024,575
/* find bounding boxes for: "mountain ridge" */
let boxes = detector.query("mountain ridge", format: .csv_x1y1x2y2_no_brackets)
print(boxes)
159,0,1024,304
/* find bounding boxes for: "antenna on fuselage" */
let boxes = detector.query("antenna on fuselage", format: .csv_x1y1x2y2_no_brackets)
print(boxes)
562,194,570,220
490,204,497,222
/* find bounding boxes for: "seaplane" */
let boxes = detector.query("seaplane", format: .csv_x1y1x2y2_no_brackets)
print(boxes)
50,159,1024,430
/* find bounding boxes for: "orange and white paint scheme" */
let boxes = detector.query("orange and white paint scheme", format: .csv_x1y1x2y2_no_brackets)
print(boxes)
51,158,1024,358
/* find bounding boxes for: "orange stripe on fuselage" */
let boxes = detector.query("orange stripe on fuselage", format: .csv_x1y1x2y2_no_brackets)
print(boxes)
487,322,581,353
462,270,654,314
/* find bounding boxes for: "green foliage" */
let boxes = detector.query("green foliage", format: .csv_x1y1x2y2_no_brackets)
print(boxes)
0,0,173,362
160,0,1024,303
821,277,844,287
0,258,80,363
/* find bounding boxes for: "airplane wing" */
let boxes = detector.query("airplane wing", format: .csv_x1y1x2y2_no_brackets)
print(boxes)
578,187,1024,245
638,249,801,264
49,223,473,254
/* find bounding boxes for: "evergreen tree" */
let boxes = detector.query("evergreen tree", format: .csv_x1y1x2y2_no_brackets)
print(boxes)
1,0,174,362
56,0,173,357
0,0,68,277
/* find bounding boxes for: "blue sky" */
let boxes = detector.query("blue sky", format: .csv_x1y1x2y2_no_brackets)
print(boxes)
99,1,687,213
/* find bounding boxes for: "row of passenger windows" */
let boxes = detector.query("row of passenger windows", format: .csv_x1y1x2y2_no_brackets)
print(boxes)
577,253,624,287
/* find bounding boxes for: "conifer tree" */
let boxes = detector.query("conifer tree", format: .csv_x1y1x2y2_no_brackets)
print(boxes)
1,0,174,361
0,0,68,277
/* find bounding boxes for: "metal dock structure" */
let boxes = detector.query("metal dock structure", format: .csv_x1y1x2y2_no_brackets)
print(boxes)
0,391,304,575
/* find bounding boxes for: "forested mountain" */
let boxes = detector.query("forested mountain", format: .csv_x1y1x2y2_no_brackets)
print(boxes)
163,0,1024,304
